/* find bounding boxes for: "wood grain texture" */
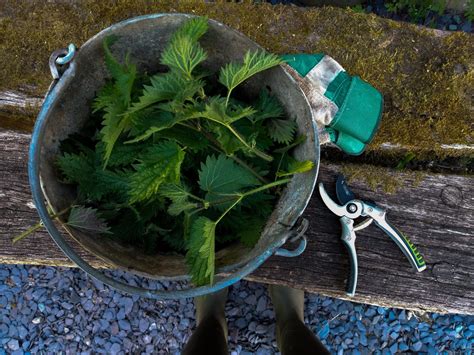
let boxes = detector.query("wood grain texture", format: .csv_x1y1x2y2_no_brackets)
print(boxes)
1,129,472,314
2,90,472,154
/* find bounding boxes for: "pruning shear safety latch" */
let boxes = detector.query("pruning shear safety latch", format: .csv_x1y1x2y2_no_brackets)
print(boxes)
319,175,426,297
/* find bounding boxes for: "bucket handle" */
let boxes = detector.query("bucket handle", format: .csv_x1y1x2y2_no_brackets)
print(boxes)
274,218,308,257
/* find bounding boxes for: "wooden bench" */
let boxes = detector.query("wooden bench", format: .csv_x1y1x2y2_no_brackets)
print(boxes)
1,129,472,314
0,1,472,314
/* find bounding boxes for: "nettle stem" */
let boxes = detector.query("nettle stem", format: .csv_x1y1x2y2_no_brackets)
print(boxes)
208,178,291,209
225,124,273,162
12,206,71,244
178,121,268,182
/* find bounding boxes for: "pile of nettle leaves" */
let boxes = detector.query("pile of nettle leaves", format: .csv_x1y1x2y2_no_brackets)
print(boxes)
56,17,313,285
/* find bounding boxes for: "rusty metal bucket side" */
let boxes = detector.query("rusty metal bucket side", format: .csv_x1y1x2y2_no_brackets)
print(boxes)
29,13,319,299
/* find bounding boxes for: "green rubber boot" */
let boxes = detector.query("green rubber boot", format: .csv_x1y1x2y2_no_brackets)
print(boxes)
195,287,229,339
269,284,329,355
182,288,229,355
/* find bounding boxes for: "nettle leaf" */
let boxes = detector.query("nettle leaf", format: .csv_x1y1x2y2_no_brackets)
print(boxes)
126,111,179,143
266,118,297,144
67,206,111,234
97,98,129,167
156,126,209,152
168,201,199,216
57,152,95,186
238,217,266,247
159,182,191,202
160,33,207,79
277,157,314,177
198,155,260,203
173,16,208,42
201,97,256,125
159,183,199,216
128,72,204,114
102,36,137,107
186,216,216,285
208,124,243,155
234,119,273,152
273,135,307,154
241,192,275,217
219,50,283,96
128,101,206,144
250,89,284,123
58,149,130,202
94,37,137,167
129,141,185,203
95,140,151,167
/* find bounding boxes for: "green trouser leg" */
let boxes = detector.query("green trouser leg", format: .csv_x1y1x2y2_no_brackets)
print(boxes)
182,288,228,355
182,285,329,355
270,284,330,355
277,316,330,355
181,315,228,355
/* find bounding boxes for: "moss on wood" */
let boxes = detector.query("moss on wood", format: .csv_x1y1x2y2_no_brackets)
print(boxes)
341,163,426,194
0,0,472,157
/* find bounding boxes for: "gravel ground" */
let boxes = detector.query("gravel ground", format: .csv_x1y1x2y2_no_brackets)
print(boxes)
1,265,473,354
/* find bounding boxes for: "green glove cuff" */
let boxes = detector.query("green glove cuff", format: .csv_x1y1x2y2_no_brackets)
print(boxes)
326,128,366,156
329,76,383,144
281,53,383,155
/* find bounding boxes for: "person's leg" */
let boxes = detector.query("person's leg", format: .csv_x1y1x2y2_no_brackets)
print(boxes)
269,285,329,355
182,288,228,355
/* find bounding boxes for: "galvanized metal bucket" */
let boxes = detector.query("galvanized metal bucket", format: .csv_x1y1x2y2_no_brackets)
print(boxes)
29,13,320,300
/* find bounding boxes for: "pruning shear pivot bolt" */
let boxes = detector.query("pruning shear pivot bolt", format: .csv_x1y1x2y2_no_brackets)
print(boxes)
319,175,426,297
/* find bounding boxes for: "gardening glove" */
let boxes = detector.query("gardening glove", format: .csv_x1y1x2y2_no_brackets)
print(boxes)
281,53,383,155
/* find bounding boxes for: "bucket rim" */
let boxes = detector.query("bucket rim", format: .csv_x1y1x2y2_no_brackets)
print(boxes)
28,12,320,299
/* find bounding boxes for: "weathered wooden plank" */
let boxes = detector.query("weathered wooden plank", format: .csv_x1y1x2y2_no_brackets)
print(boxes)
1,1,473,158
1,90,472,157
0,129,473,314
249,170,474,314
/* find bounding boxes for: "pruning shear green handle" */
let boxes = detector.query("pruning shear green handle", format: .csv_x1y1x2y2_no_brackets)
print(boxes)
318,179,426,296
364,204,426,272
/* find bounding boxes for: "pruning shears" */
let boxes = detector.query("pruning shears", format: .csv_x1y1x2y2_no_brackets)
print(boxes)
319,175,426,297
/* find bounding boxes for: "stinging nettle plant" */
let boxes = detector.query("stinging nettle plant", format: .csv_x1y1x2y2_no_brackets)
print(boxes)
18,17,314,286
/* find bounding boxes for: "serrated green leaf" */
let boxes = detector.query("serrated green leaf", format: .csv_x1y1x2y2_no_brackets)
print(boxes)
126,111,179,143
209,124,243,155
160,32,207,79
201,97,256,125
241,192,275,217
129,141,185,203
238,217,265,247
94,37,137,167
95,140,151,167
159,182,192,202
159,182,200,216
219,50,283,98
273,135,307,154
102,36,137,106
172,16,208,42
127,72,204,114
127,102,206,143
67,206,111,234
198,154,260,199
155,125,209,152
249,89,284,123
57,151,129,202
57,152,95,185
168,201,199,216
276,158,314,177
162,230,187,252
266,118,297,144
186,216,216,285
